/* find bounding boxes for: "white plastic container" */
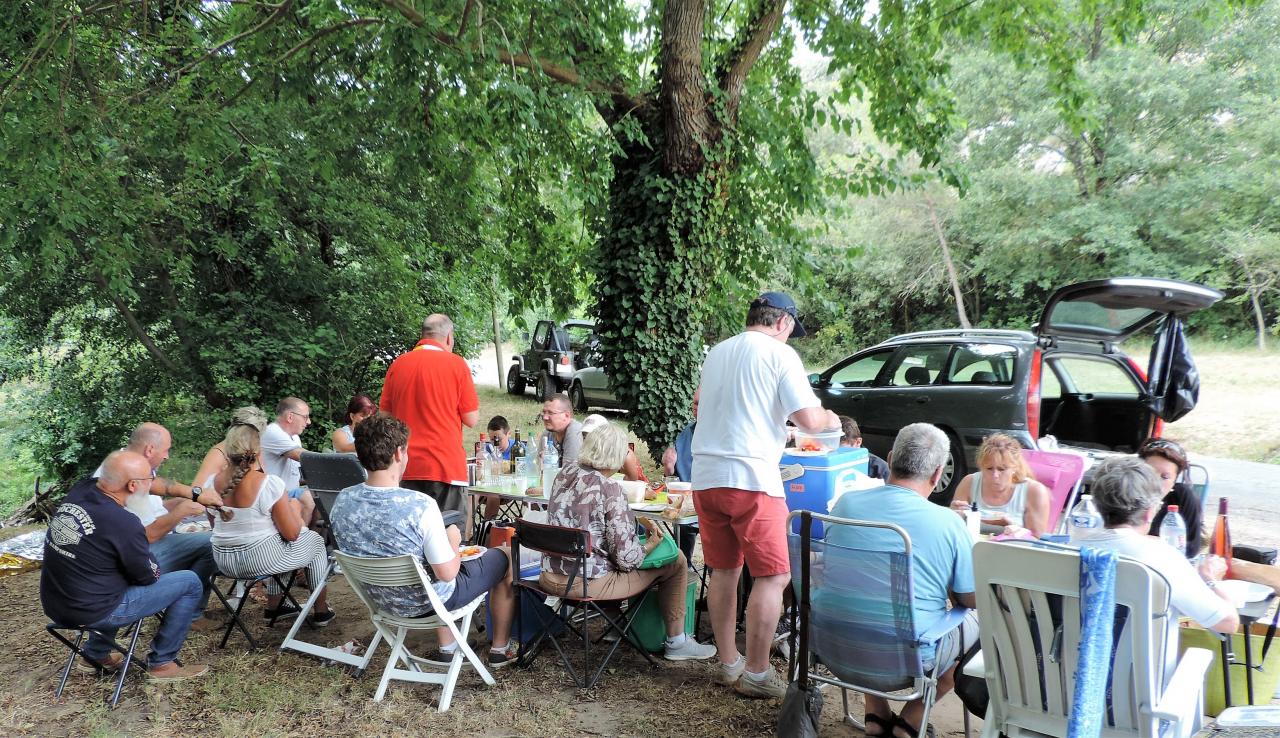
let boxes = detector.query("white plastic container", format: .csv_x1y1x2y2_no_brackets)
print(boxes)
793,429,843,453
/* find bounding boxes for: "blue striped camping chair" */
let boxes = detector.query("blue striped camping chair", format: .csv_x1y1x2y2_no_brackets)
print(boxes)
787,510,973,735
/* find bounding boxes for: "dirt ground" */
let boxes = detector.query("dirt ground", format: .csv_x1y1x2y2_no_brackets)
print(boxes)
0,561,976,738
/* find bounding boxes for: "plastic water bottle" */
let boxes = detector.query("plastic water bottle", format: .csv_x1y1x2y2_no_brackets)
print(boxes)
482,439,499,485
1160,504,1187,553
1068,494,1104,544
541,436,560,497
966,501,983,540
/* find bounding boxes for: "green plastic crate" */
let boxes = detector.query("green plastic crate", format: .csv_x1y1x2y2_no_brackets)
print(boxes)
627,578,698,652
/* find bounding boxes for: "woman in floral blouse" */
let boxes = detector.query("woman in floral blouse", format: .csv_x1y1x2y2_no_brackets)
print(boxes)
542,421,716,661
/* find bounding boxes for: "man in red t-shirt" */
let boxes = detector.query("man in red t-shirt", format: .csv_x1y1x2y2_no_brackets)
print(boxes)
380,314,480,527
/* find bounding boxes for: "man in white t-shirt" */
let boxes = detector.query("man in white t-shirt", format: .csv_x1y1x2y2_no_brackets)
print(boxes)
261,397,316,523
691,291,841,699
1085,456,1238,681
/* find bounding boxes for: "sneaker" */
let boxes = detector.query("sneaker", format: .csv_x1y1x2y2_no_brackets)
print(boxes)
715,655,746,686
734,668,788,699
487,643,519,669
75,652,124,673
425,647,460,665
664,638,717,661
146,661,210,682
263,603,301,620
308,609,336,628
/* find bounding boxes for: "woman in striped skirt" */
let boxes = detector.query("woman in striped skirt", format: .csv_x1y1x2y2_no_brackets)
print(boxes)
210,422,335,625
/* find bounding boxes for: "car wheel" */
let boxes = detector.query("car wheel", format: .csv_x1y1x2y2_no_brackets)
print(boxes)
535,371,553,402
570,382,588,412
929,430,967,507
506,365,526,396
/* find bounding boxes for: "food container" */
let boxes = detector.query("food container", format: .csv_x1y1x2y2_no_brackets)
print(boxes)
620,480,647,503
793,429,843,453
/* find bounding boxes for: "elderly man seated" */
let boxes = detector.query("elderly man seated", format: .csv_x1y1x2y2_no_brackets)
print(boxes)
330,412,518,667
1082,456,1238,676
42,451,209,680
93,422,222,630
828,423,979,738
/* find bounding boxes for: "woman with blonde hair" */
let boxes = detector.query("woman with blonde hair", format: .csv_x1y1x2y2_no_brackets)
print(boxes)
950,433,1051,536
191,406,270,491
209,422,334,624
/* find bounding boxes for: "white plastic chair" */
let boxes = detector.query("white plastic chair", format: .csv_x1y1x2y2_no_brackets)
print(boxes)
972,540,1213,738
334,551,495,710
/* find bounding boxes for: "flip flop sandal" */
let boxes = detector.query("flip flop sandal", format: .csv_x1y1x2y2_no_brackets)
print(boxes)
865,712,896,737
892,715,936,738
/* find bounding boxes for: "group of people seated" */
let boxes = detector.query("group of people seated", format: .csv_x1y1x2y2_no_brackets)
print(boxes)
825,424,1237,738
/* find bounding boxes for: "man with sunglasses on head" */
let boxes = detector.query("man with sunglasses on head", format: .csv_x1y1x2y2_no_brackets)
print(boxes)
692,291,841,699
41,450,209,681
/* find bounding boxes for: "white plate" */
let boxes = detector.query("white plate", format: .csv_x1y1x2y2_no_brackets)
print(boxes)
1217,579,1272,607
460,546,487,562
630,503,666,512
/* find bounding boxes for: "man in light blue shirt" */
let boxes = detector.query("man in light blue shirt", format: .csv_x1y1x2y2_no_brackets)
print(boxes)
829,422,978,738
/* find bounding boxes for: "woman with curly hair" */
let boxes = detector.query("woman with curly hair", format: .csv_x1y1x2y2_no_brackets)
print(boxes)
210,421,335,625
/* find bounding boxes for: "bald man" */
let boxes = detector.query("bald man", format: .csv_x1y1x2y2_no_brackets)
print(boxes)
380,313,479,528
94,423,222,629
42,451,209,680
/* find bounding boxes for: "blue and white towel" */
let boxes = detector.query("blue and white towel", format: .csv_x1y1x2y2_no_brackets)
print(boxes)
1069,546,1118,738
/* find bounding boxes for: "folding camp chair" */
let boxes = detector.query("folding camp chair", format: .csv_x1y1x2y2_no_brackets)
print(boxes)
1184,463,1210,512
512,518,659,688
972,540,1213,738
334,551,494,710
209,570,302,649
786,510,973,737
299,450,367,550
1022,449,1086,533
46,618,148,708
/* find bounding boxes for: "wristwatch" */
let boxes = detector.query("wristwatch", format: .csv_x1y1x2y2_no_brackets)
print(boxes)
191,486,203,503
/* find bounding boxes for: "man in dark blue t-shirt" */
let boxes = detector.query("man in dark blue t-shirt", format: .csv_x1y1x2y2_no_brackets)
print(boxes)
41,450,209,681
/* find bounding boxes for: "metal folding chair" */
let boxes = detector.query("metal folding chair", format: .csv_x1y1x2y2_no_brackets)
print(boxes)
46,618,148,708
209,570,302,649
787,510,973,736
512,518,659,688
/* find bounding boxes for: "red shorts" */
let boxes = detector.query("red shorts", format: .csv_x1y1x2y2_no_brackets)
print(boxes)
692,488,791,577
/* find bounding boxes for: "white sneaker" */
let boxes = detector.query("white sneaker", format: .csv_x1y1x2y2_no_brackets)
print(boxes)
664,638,717,661
734,668,788,699
715,655,746,685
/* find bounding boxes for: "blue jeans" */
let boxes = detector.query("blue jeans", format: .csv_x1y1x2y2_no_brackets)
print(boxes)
151,531,216,618
83,571,203,667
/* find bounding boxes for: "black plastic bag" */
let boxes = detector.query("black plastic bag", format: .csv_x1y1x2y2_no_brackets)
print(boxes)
1145,316,1200,423
953,638,988,720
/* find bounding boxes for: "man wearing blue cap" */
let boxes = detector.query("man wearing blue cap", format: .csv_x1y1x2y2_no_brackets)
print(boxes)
691,291,840,698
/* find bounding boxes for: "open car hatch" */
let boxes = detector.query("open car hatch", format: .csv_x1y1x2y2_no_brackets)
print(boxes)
1036,277,1223,344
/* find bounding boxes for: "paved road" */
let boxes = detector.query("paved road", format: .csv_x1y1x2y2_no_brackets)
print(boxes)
1199,456,1280,551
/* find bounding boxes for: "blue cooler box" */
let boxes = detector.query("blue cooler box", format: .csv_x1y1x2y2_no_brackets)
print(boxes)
782,447,869,535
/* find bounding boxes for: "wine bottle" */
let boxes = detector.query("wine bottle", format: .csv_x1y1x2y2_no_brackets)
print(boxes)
511,429,528,481
1210,497,1232,579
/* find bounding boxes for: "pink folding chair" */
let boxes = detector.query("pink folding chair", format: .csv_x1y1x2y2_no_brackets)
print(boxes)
1023,449,1086,534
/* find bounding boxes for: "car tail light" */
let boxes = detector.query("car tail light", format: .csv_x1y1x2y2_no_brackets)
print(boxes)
1126,356,1164,438
1026,348,1042,441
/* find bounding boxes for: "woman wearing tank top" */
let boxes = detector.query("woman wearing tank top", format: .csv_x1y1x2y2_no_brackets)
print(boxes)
950,433,1051,537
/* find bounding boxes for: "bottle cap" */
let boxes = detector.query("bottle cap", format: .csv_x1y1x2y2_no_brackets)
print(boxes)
1168,505,1179,514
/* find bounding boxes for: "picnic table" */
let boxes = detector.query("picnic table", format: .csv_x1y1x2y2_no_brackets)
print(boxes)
465,484,697,545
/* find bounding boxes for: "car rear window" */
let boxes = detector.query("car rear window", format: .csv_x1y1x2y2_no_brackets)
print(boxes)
1053,356,1140,397
887,345,952,387
945,344,1016,385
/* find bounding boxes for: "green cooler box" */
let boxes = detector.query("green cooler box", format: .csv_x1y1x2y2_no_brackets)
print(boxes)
627,579,698,652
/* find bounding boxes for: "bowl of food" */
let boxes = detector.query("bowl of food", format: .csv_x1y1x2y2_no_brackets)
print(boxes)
793,429,843,454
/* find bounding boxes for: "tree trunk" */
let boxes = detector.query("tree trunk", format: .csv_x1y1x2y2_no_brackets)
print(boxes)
491,273,505,382
924,197,970,328
1249,283,1268,351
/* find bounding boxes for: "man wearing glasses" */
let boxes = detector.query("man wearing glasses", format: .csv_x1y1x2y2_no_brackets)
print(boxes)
261,397,317,523
380,314,480,528
535,394,583,466
41,450,209,681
